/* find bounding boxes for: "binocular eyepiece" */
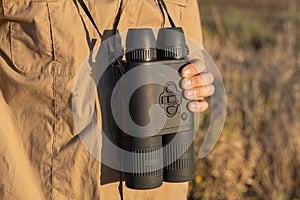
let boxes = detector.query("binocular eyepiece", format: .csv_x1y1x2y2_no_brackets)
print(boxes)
125,27,189,62
119,27,195,190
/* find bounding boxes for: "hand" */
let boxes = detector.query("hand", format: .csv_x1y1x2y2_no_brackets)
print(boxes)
181,59,215,113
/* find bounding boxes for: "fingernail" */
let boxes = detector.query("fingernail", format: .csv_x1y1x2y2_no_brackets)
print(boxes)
190,103,199,111
182,79,192,88
186,89,195,98
183,68,191,76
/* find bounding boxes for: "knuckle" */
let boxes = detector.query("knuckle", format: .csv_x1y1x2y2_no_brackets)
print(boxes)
192,76,199,86
196,85,214,97
207,73,214,84
209,85,215,95
197,63,206,73
202,73,214,85
191,60,205,73
196,87,206,97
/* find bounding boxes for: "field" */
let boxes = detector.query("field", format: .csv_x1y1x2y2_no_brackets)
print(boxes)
189,0,300,199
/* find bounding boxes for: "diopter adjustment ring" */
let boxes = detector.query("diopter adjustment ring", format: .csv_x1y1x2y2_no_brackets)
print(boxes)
157,46,189,60
126,49,157,62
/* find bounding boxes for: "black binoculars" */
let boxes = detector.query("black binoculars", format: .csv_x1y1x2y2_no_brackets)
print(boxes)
117,27,195,189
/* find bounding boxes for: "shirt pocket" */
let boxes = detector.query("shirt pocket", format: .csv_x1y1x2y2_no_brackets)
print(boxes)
134,0,187,29
1,0,56,75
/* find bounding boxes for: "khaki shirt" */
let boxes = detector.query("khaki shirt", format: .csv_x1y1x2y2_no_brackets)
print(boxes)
0,0,203,199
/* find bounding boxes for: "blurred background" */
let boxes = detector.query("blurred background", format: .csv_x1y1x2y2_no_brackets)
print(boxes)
189,0,300,199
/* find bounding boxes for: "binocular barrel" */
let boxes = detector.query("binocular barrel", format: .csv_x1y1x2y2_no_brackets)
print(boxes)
122,28,194,189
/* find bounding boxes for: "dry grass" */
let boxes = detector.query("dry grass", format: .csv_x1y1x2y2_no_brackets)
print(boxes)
188,0,300,199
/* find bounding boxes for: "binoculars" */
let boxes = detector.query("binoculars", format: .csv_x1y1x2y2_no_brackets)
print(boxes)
117,27,195,189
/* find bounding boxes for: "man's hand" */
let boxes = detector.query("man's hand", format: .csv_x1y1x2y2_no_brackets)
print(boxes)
181,59,215,113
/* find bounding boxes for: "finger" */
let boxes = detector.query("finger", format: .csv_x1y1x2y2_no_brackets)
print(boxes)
183,85,215,100
181,72,214,89
181,59,206,78
188,100,209,113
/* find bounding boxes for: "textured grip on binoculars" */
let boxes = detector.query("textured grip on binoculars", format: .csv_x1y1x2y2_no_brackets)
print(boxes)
123,136,163,189
163,131,195,182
